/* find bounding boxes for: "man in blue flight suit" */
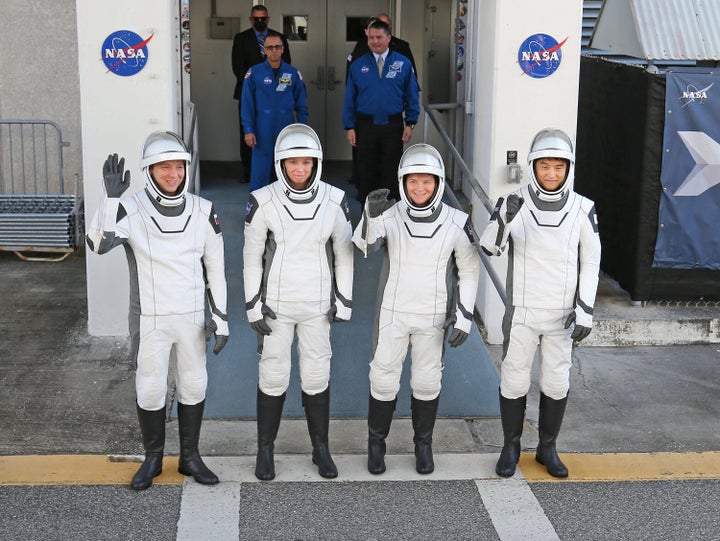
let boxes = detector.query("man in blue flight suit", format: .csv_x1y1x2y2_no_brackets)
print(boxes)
343,19,420,204
242,33,308,191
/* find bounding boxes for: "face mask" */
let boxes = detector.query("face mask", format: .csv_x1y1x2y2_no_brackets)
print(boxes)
253,20,267,32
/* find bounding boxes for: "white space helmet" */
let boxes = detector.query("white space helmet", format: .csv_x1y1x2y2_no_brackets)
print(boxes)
398,144,445,217
528,128,575,202
140,131,191,207
274,123,323,200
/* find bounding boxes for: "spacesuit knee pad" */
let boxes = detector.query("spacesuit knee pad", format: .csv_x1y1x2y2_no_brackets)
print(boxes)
539,380,569,401
177,374,208,406
136,379,167,411
499,378,531,401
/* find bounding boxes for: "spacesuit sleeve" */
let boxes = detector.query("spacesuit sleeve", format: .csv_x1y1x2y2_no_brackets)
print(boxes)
478,197,511,256
243,194,269,322
85,195,130,254
328,196,354,320
576,203,601,325
351,207,389,258
452,216,481,334
202,204,228,336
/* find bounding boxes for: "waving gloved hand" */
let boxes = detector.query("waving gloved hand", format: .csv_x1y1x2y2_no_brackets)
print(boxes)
563,308,592,342
249,304,277,336
103,153,131,198
443,316,469,348
205,318,229,355
365,189,396,218
505,194,524,223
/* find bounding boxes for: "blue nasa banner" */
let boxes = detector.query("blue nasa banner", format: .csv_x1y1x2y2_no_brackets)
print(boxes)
653,71,720,269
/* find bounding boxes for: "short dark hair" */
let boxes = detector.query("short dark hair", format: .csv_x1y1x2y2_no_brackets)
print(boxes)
367,20,390,35
251,5,268,14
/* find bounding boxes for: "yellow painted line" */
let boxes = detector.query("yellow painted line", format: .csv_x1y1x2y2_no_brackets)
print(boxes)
0,455,185,486
519,451,720,482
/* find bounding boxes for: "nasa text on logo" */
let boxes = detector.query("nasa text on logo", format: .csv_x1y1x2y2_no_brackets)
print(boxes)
102,30,154,77
679,82,714,108
517,33,567,79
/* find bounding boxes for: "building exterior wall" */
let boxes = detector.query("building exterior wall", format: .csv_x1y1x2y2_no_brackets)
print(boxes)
0,0,83,192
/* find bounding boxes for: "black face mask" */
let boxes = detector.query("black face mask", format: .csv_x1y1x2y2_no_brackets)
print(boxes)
253,20,267,32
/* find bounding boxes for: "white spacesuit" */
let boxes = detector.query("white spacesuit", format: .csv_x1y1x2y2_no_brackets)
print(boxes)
86,131,228,490
353,144,480,475
243,123,353,481
479,127,601,479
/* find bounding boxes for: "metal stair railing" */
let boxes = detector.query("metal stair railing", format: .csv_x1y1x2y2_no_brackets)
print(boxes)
423,103,507,305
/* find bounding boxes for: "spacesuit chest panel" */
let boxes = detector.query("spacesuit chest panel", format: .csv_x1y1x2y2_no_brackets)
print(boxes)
130,194,206,315
511,192,583,309
381,206,456,315
263,185,335,304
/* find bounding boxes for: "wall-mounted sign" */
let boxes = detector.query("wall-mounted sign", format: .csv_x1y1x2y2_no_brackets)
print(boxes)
517,33,567,79
101,30,154,76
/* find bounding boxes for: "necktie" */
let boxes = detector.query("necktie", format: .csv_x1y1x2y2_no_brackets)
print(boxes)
377,56,384,78
258,34,265,57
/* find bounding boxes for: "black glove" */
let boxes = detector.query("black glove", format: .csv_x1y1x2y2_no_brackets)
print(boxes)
366,188,396,218
326,305,347,324
250,304,277,336
505,194,524,223
563,311,592,342
205,319,228,355
443,316,469,348
103,153,131,198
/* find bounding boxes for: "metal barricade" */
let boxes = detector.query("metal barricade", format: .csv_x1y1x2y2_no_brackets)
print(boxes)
0,120,83,261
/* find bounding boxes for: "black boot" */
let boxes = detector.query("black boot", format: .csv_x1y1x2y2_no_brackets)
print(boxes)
495,391,527,478
177,400,219,485
367,395,396,474
131,405,166,490
535,392,569,478
255,388,285,481
411,396,439,474
303,387,338,479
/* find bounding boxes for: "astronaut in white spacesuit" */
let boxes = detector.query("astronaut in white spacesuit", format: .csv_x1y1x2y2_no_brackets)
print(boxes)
352,144,480,475
86,131,228,490
243,123,353,481
479,128,601,479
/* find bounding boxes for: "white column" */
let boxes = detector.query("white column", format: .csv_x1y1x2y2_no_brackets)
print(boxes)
76,0,182,335
466,0,583,344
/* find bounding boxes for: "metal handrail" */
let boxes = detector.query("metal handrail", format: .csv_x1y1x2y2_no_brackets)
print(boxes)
423,104,507,305
184,102,200,194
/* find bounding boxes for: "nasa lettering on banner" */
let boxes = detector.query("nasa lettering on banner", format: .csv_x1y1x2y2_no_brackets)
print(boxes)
517,33,567,78
653,70,720,270
102,30,154,77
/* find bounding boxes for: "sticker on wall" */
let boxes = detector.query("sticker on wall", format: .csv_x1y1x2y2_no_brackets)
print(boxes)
517,33,567,78
101,30,154,76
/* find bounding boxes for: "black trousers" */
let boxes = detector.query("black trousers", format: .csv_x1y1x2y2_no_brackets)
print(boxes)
355,114,404,203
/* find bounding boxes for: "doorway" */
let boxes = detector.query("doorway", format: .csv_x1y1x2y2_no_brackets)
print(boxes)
264,0,391,159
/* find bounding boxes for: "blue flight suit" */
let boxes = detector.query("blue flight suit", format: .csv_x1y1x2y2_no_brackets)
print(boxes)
242,60,308,191
343,50,420,202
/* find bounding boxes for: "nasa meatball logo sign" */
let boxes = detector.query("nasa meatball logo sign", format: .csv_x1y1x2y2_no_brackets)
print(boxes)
517,33,567,78
102,30,154,76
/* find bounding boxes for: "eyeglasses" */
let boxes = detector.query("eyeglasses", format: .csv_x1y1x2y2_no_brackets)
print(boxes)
265,45,283,50
252,17,268,22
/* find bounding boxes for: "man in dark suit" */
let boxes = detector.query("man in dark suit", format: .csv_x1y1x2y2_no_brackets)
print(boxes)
232,5,291,182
